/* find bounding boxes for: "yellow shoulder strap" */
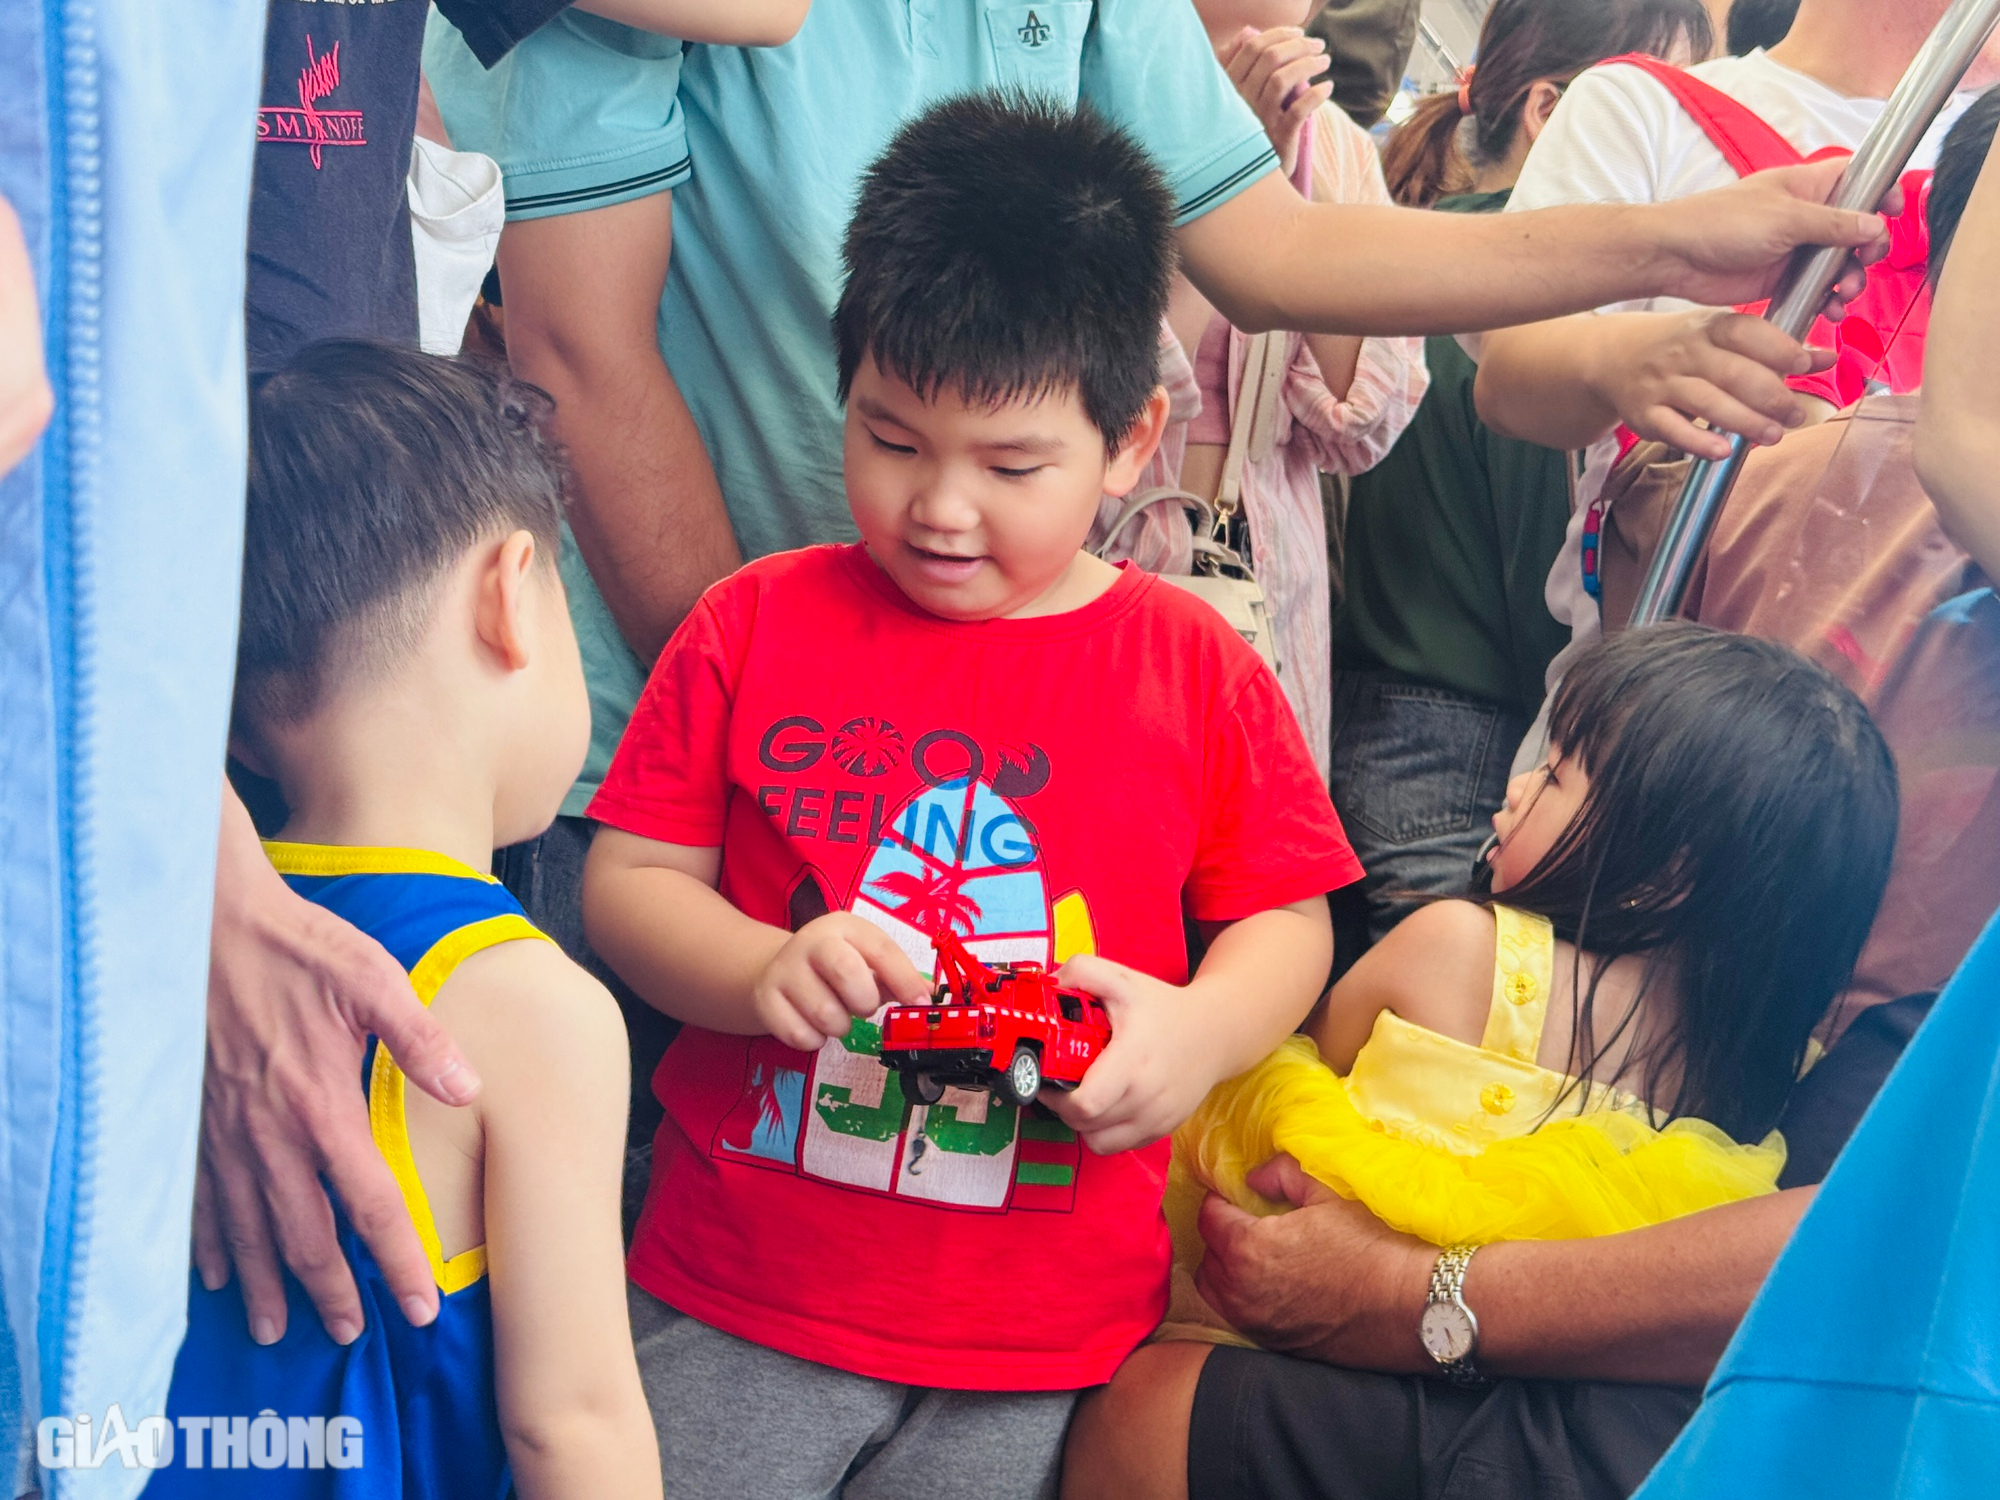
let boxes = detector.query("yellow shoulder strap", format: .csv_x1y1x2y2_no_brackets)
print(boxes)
1479,905,1555,1065
262,841,502,883
370,913,550,1293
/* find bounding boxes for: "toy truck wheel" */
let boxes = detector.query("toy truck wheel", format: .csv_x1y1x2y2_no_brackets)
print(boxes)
1000,1046,1042,1106
904,1070,945,1106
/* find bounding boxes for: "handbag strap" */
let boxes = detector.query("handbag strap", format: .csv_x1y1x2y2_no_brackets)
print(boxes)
1216,330,1287,520
1092,486,1254,577
1093,486,1217,559
1098,324,1286,565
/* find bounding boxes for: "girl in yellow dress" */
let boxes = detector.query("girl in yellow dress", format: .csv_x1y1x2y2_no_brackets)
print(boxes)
1167,623,1900,1339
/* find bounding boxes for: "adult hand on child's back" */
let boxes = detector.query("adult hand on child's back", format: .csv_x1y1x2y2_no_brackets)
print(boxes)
1218,26,1333,179
1195,1154,1433,1372
1043,955,1219,1156
1653,157,1895,316
753,912,930,1053
196,786,481,1347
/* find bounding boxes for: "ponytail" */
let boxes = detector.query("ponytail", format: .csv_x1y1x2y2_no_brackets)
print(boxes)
1381,90,1474,208
1381,0,1714,212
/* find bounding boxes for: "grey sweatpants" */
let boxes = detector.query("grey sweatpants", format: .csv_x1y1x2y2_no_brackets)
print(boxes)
628,1283,1078,1500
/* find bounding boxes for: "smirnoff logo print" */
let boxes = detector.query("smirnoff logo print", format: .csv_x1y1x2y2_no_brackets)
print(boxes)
257,37,365,169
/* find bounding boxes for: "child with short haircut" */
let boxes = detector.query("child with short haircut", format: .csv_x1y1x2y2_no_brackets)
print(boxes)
581,96,1361,1497
149,343,660,1499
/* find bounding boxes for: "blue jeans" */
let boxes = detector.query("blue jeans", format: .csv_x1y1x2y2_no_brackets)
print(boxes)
1328,670,1528,953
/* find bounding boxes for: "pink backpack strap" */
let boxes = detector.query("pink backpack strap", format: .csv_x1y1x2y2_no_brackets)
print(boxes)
1598,53,1806,177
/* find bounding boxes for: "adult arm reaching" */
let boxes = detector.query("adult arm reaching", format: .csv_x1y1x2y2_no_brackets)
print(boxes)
1476,306,1836,458
497,193,740,664
1175,154,1882,339
195,781,483,1344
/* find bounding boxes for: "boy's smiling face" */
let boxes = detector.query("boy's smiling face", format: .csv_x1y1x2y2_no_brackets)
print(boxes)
844,355,1165,622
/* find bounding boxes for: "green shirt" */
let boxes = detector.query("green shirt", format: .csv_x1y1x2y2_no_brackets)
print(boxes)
1332,190,1572,715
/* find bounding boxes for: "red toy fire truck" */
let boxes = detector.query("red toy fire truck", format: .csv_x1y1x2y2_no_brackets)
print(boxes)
878,930,1111,1107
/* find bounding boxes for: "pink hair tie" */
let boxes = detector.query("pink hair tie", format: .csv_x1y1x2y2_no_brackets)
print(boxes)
1456,65,1476,116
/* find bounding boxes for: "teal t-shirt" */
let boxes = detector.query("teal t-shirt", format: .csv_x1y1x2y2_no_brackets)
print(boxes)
1332,190,1573,716
424,8,692,220
429,1,1278,810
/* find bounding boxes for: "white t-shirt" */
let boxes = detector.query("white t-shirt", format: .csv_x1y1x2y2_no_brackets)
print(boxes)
1500,49,1971,758
1510,50,1968,314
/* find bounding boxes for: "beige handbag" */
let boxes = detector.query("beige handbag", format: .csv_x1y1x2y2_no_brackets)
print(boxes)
1093,330,1286,671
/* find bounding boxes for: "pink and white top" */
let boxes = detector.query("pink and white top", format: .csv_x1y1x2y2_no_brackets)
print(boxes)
1092,106,1429,778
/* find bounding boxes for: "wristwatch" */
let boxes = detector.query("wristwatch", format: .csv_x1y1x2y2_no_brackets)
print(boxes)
1419,1244,1485,1385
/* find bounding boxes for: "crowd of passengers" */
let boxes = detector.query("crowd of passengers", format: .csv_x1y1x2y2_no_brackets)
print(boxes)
10,0,2000,1495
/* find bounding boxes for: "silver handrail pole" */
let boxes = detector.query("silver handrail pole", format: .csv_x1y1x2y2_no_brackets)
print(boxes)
1625,0,2000,628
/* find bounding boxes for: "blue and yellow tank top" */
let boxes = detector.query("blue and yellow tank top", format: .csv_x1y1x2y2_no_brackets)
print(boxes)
146,843,548,1498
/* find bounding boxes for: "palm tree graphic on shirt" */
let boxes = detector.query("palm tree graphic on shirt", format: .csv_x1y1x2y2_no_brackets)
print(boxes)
864,863,984,937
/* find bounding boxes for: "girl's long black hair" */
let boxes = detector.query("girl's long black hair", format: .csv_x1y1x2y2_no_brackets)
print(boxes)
1497,624,1899,1141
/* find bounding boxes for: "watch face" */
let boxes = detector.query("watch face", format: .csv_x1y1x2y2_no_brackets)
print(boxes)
1421,1302,1476,1364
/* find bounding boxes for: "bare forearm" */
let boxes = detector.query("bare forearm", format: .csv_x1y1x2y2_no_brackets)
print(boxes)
1467,1189,1811,1384
1180,182,1673,338
1475,317,1621,448
1184,157,1884,341
1203,1169,1805,1388
1914,409,2000,580
1194,901,1332,1082
506,1403,663,1500
1916,144,2000,581
1481,306,1829,459
496,206,740,664
511,343,738,663
1303,333,1362,403
583,862,784,1031
573,0,807,44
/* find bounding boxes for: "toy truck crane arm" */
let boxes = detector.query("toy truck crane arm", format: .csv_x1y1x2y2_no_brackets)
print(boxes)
882,928,1108,1109
930,929,995,1005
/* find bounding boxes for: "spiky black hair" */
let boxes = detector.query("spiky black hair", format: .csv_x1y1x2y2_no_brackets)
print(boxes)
835,92,1176,449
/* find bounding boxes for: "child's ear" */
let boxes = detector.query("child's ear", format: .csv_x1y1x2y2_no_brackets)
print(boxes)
1102,386,1172,499
472,530,541,673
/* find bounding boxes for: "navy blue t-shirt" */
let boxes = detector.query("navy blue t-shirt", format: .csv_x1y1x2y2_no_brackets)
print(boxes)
246,0,566,368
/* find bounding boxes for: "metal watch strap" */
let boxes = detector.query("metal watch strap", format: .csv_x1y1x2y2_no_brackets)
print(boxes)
1428,1244,1476,1304
1426,1244,1485,1385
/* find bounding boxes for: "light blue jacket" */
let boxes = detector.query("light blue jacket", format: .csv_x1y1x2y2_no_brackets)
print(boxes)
1,1,262,1494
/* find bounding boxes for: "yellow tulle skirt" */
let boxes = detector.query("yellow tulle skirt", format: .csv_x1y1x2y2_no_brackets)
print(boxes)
1169,1034,1785,1262
1160,1036,1786,1345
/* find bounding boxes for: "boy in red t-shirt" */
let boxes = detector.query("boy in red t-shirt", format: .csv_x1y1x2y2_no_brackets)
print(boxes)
582,95,1362,1498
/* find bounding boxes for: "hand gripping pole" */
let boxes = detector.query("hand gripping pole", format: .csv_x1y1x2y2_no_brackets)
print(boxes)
1625,0,2000,628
